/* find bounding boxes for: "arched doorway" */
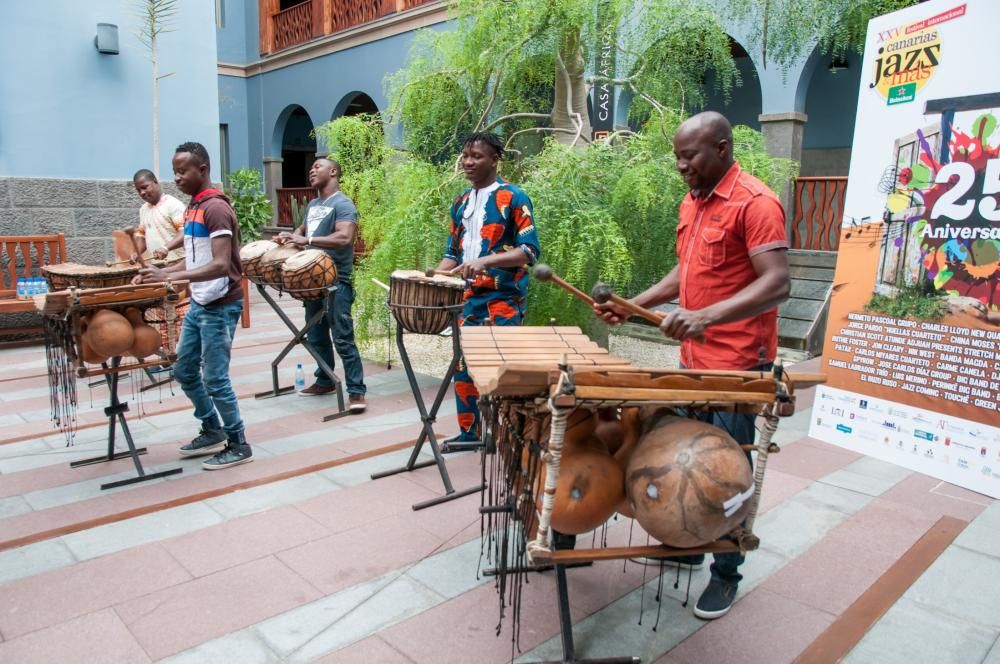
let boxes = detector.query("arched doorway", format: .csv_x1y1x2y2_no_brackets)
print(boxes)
800,48,862,176
342,92,379,117
698,38,762,130
280,105,316,188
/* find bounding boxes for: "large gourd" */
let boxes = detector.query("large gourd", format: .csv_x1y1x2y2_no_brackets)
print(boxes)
625,416,753,548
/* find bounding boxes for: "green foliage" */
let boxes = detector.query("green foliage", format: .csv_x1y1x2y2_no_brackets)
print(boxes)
865,286,947,322
731,124,799,195
387,0,737,148
399,74,476,163
352,158,464,351
724,0,924,68
620,1,740,124
313,114,388,184
224,169,273,243
345,0,797,349
136,0,177,49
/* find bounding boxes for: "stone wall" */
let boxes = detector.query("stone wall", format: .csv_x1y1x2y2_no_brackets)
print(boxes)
0,176,189,265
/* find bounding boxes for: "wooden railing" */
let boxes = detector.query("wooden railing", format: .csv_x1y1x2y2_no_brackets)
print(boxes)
273,1,316,52
276,187,315,227
330,0,394,34
262,0,438,54
790,177,848,252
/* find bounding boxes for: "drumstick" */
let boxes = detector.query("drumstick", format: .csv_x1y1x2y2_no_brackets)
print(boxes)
371,277,390,292
123,229,147,267
532,264,595,307
592,282,705,342
424,268,455,278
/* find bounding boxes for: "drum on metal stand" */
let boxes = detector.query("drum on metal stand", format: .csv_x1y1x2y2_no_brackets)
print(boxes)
281,249,337,301
240,240,278,284
371,269,479,510
388,269,466,335
257,245,301,286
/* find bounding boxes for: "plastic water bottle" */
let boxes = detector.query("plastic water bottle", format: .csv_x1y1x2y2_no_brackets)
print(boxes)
16,279,25,300
295,363,305,392
38,278,49,294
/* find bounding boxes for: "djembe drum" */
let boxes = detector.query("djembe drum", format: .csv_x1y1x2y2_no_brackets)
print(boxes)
240,240,278,284
258,245,301,286
43,263,139,290
42,261,174,291
388,270,466,335
280,249,337,301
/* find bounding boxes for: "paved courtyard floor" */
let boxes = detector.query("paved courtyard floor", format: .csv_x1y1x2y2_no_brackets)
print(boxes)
0,297,998,663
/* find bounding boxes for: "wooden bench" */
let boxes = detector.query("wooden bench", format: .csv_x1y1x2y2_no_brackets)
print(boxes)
0,233,68,336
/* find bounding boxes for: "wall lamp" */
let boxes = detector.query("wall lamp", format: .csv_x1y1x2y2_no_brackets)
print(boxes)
95,23,119,55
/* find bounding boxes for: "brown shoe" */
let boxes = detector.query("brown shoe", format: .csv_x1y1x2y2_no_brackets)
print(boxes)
349,394,367,412
299,383,335,396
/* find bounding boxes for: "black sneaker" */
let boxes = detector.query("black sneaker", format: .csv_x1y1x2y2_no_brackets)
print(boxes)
694,577,739,620
178,426,227,457
629,553,705,569
202,441,253,471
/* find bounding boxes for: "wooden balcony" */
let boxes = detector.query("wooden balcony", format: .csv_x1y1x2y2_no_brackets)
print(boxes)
260,0,437,55
790,176,848,252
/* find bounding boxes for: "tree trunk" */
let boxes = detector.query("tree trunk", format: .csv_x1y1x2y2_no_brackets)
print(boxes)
152,37,159,179
551,31,592,146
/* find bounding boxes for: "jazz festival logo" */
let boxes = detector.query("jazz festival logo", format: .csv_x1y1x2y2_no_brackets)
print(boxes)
870,4,965,106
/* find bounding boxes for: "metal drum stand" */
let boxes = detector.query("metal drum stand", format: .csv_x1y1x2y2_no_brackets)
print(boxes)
371,303,484,510
252,281,349,422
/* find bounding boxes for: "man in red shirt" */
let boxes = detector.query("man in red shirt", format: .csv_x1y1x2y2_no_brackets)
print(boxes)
596,111,790,619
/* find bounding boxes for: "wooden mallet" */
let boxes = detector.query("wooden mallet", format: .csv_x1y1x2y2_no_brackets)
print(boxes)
592,281,705,342
531,264,595,306
123,228,147,267
591,282,662,324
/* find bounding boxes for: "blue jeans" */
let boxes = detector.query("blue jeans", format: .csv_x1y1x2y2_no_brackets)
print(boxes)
682,362,772,584
303,280,366,396
174,300,245,436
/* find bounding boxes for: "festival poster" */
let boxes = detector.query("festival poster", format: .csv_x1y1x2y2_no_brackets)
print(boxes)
808,0,1000,499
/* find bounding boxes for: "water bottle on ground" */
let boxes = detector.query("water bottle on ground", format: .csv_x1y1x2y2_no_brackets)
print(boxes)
16,279,25,300
295,363,305,392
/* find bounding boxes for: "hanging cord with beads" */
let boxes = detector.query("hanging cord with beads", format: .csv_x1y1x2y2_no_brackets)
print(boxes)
44,313,79,446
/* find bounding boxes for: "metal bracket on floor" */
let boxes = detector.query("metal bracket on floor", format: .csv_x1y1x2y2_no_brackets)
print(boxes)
370,313,484,511
70,356,183,490
252,283,349,422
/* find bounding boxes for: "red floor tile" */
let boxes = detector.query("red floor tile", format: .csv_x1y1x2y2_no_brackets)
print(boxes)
0,608,151,664
115,556,321,660
277,513,445,595
0,543,191,639
667,588,834,664
161,504,330,577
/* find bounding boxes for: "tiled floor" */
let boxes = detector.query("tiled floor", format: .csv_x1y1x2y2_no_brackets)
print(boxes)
0,298,997,663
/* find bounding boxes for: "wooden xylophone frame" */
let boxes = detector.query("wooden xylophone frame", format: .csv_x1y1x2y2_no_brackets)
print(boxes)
39,281,191,490
465,326,824,664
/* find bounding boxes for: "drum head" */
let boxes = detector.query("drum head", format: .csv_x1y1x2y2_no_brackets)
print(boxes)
283,249,329,272
240,240,278,262
390,269,465,290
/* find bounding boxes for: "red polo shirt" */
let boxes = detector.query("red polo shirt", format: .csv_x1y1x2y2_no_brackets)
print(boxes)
676,162,788,370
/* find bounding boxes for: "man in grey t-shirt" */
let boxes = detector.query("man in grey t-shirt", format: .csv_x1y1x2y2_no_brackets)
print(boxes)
276,158,366,410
